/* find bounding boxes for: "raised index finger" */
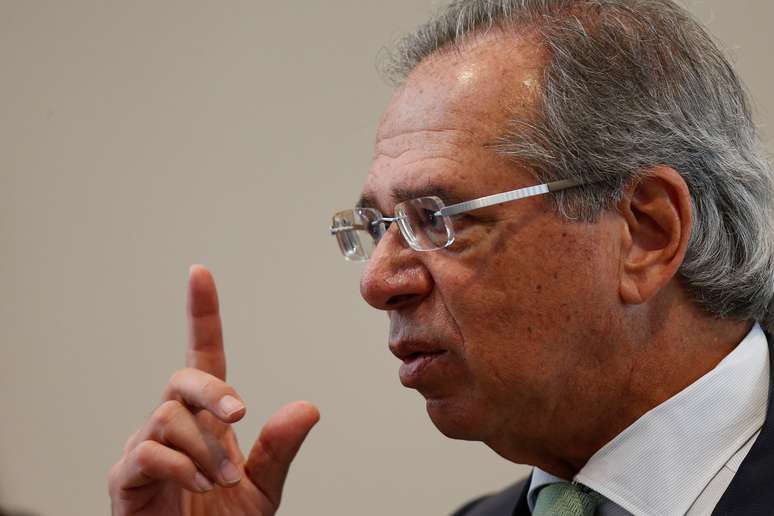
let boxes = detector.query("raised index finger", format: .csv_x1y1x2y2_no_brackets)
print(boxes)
187,265,226,380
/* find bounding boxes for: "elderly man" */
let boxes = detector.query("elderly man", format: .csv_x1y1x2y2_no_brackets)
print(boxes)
109,0,774,515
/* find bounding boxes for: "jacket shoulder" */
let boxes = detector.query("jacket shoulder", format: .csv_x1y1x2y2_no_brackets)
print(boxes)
450,478,530,516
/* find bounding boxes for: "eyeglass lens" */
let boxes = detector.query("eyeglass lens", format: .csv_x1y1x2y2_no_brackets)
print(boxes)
395,196,453,252
331,197,454,261
331,208,384,261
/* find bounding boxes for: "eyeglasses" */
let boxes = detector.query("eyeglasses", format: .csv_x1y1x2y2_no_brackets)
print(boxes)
330,178,586,261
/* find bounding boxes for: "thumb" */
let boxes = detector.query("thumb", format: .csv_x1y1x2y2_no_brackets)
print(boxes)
245,401,320,509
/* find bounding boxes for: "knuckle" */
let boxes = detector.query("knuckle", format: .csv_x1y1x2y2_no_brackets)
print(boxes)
162,368,189,400
107,461,122,490
133,440,159,470
153,400,184,428
168,368,190,387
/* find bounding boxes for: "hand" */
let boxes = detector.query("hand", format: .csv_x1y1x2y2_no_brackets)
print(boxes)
108,265,320,516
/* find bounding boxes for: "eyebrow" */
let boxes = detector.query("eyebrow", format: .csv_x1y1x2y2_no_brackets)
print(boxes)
356,184,468,212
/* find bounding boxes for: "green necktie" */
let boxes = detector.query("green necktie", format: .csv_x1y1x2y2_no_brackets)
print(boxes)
532,482,604,516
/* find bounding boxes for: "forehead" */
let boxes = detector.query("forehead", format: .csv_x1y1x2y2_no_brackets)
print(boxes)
361,30,544,209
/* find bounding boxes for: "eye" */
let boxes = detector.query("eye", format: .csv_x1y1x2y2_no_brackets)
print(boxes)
368,219,388,241
424,209,445,232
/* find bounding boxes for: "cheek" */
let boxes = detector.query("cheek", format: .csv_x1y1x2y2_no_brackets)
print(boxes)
429,223,618,391
439,224,573,334
428,253,544,394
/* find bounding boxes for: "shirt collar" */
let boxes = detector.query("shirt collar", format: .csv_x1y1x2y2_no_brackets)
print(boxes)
527,323,769,515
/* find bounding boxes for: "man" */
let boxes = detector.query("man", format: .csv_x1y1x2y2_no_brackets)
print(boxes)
109,0,774,515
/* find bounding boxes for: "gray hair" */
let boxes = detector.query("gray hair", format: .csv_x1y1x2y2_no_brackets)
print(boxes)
381,0,774,332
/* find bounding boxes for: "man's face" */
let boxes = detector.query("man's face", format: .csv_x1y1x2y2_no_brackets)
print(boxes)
359,33,625,461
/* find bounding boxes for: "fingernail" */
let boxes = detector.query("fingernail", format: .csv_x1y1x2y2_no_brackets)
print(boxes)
194,472,214,492
219,395,244,417
220,459,241,485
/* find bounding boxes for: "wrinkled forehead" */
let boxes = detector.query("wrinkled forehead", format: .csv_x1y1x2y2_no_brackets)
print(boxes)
359,127,478,210
361,31,544,212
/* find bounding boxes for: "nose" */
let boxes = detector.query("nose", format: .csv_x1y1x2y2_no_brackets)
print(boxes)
359,226,433,311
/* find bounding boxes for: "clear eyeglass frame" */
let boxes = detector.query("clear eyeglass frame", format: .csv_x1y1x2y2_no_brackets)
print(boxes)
330,178,585,262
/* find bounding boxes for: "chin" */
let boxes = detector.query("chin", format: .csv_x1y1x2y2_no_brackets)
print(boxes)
425,397,490,441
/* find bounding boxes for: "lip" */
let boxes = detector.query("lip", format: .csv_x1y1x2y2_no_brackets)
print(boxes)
398,350,449,387
389,340,446,361
390,340,450,388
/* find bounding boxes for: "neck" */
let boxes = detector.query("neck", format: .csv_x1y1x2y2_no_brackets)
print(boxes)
492,292,754,479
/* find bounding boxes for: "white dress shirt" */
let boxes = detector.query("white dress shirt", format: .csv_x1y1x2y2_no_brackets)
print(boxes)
527,323,770,516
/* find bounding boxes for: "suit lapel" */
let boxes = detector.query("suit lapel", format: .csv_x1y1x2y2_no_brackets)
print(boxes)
510,472,531,516
711,332,774,515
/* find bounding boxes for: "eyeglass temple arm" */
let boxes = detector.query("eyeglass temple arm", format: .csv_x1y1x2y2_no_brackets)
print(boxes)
436,178,585,217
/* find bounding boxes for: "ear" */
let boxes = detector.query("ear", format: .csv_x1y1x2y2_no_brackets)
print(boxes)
618,167,692,305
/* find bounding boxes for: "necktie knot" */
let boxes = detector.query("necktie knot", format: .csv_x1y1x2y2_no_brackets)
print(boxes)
533,481,604,516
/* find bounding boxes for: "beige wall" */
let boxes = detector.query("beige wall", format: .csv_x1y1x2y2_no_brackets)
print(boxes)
1,1,772,515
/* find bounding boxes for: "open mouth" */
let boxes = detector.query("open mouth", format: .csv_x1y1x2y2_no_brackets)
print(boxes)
403,350,446,363
399,350,449,386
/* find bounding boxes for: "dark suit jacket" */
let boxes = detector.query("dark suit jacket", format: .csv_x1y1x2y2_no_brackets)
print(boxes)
452,332,774,516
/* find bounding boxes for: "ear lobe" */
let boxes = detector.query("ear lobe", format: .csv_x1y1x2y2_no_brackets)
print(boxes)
618,167,692,305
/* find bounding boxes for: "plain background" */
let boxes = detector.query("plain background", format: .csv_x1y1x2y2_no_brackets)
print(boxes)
1,1,772,515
